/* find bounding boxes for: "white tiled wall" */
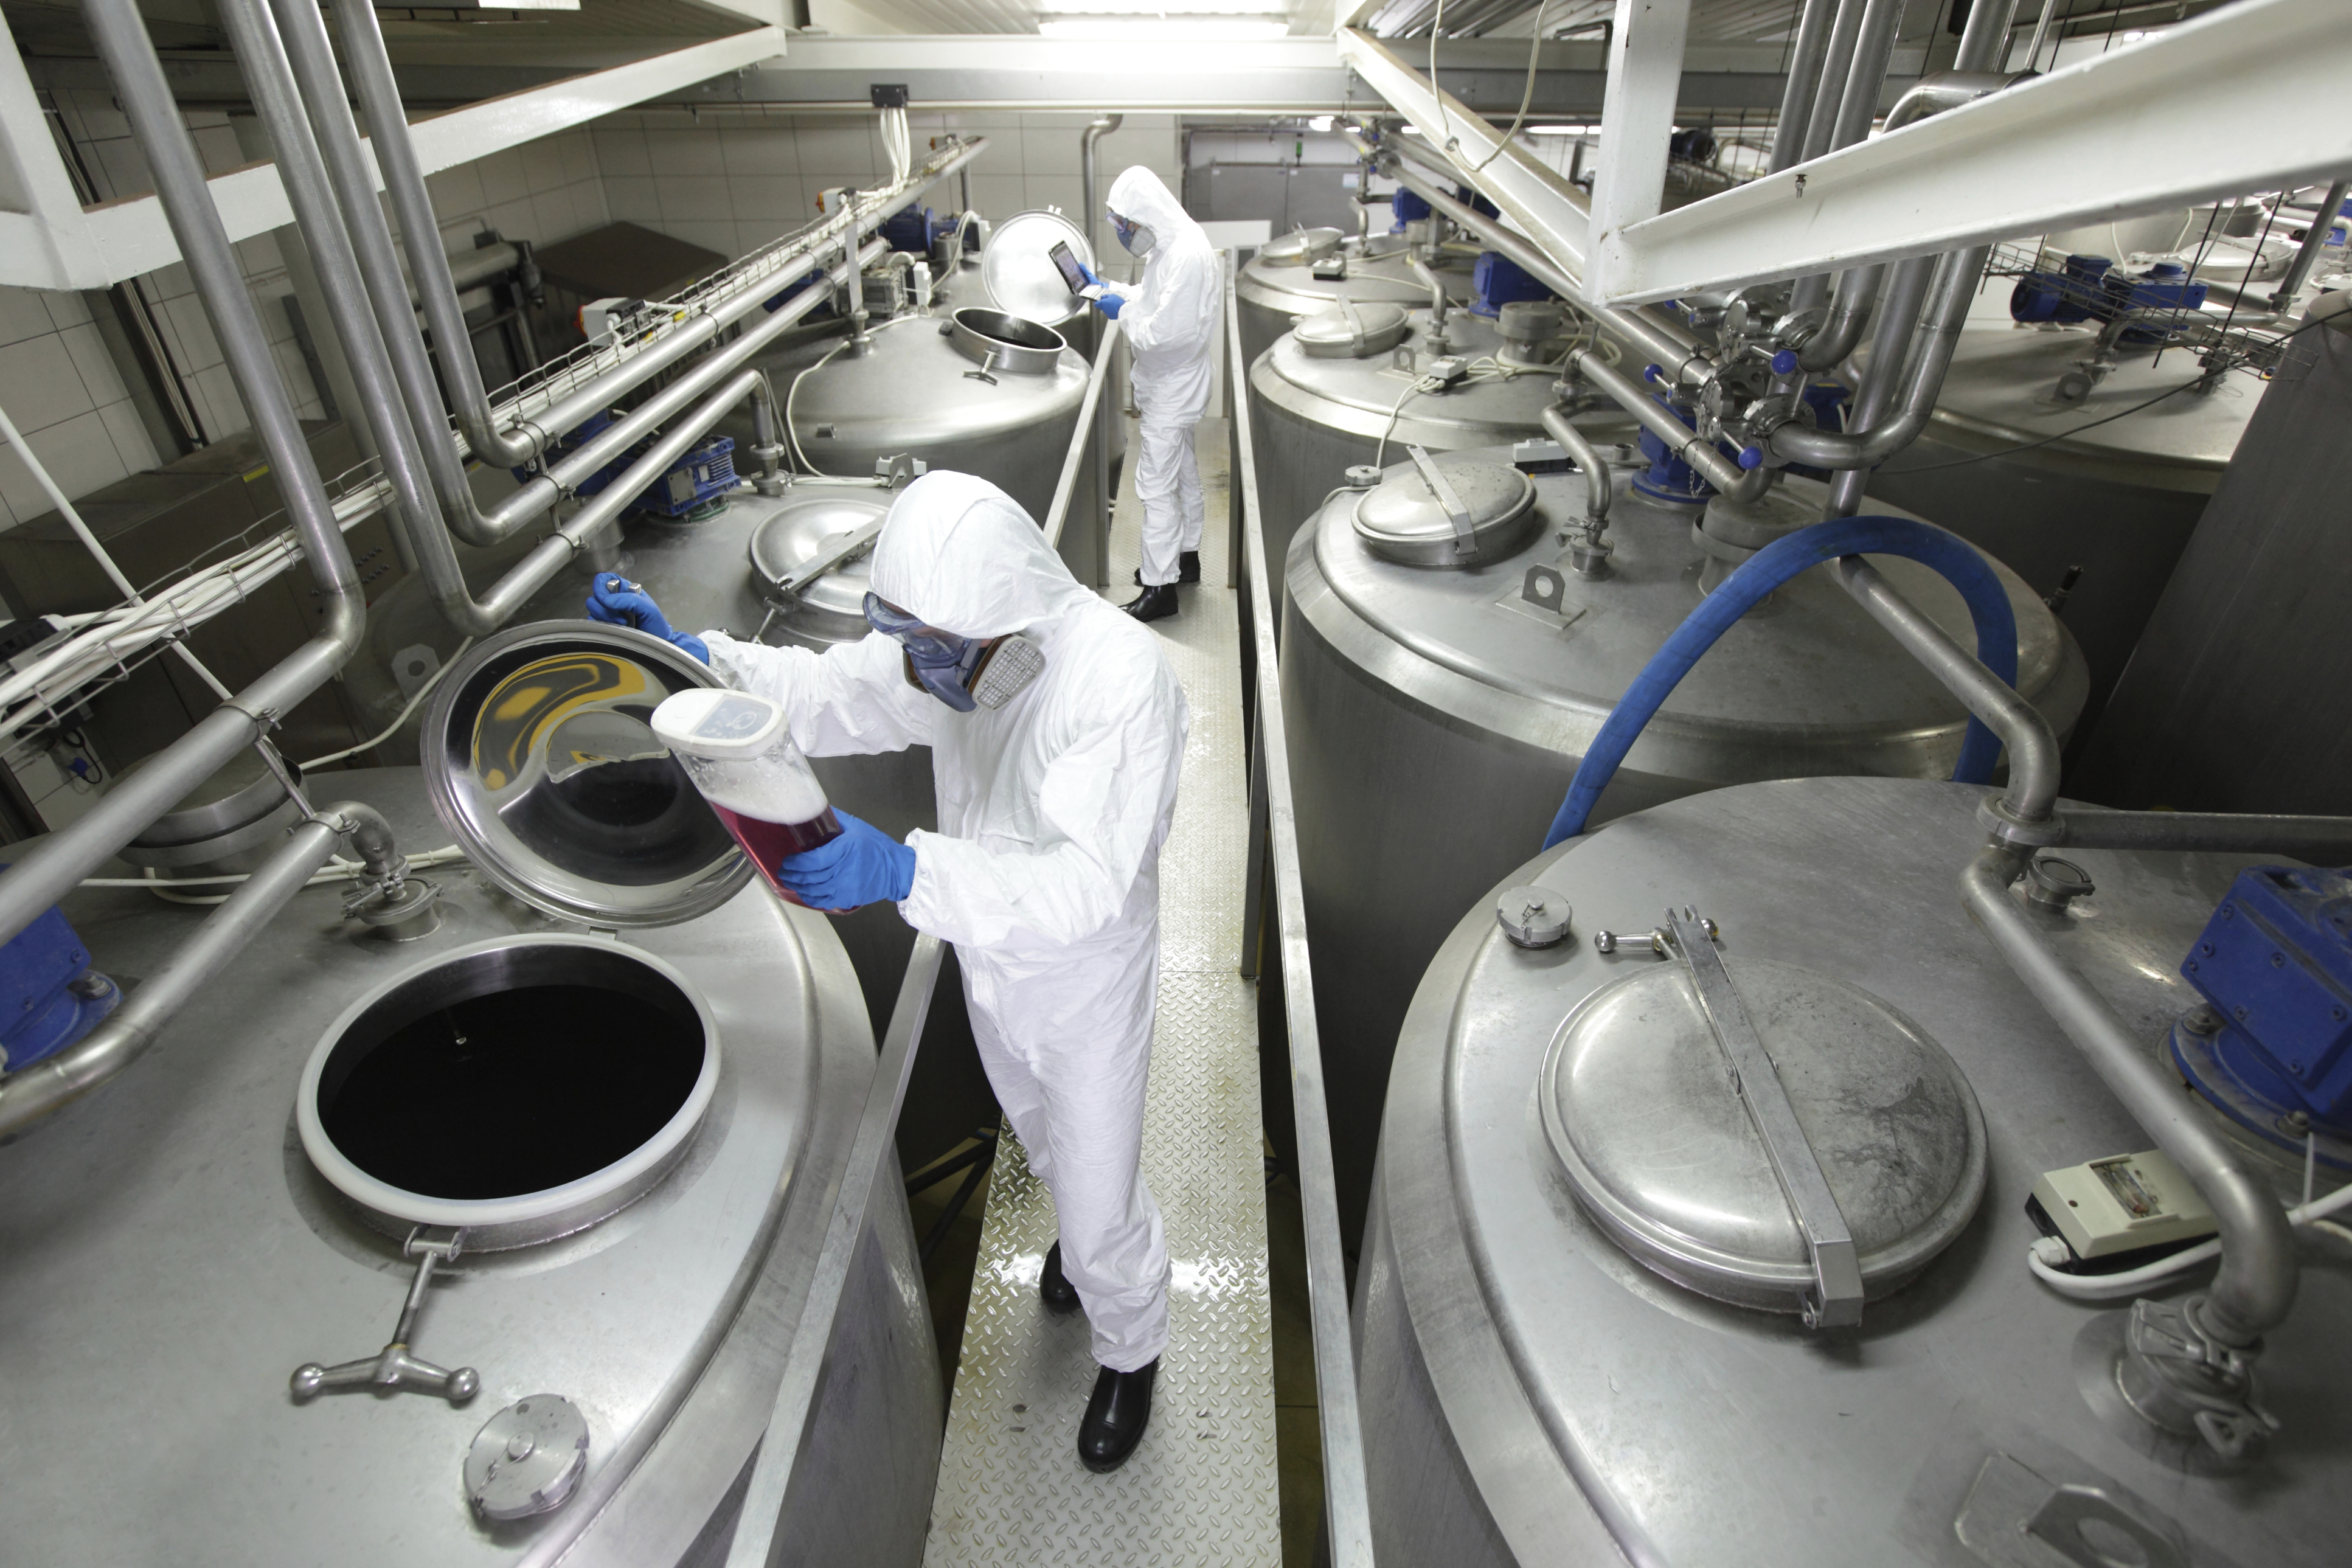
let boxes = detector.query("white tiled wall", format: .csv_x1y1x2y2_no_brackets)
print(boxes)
589,109,1183,275
1,93,610,537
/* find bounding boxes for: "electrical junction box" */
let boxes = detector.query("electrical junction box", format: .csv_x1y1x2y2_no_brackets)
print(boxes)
1310,257,1347,282
577,297,631,345
1424,356,1469,390
2031,1149,2217,1260
1511,437,1573,474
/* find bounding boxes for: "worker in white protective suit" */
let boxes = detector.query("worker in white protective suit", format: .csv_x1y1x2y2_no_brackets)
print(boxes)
585,470,1188,1474
1078,167,1218,624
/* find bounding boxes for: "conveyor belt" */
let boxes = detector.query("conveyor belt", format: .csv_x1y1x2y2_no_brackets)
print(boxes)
923,415,1282,1566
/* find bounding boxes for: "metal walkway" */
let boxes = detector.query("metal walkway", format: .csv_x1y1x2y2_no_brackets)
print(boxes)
922,415,1282,1566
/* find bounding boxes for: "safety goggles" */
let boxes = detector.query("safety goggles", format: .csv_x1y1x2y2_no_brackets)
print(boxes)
864,594,1044,713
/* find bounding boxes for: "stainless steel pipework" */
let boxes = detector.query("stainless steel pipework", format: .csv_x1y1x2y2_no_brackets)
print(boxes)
1768,0,1841,174
0,803,397,1134
1563,347,1772,504
0,0,367,949
1955,0,2025,72
1825,0,1909,157
330,0,982,469
1797,263,1883,372
1798,0,1871,164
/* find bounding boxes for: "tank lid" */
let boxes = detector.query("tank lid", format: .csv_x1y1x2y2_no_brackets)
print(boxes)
747,489,890,634
122,746,291,848
1296,299,1412,359
420,622,754,927
1260,226,1344,266
1351,453,1538,566
1538,956,1986,1316
980,209,1096,327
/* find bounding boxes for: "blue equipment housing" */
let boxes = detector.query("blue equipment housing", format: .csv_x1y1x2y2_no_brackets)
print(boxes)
0,879,120,1071
636,435,737,519
1469,251,1553,317
881,204,942,254
1389,187,1431,231
762,267,829,314
1631,395,1716,505
2010,252,2209,344
2172,866,2352,1167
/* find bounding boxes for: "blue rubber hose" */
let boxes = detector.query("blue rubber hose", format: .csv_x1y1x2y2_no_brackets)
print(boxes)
1541,515,2019,849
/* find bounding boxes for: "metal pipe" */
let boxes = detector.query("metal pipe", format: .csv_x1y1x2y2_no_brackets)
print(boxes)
1798,262,1883,371
1407,253,1450,327
1956,0,2025,72
1960,847,2298,1347
0,805,376,1131
1539,401,1612,526
1769,0,1842,174
1770,249,1950,475
1826,0,1908,154
1835,559,2061,824
1564,345,1771,502
2022,0,2064,72
1883,71,2021,132
1221,252,1375,1568
1080,113,1123,244
1799,0,1870,163
722,934,946,1568
2056,810,2352,862
0,0,367,949
331,0,982,468
2268,178,2350,311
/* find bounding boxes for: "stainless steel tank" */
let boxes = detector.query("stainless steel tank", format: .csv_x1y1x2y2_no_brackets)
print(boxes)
1860,322,2256,745
504,490,994,1170
1236,227,1471,369
783,305,1101,583
1281,450,2089,1239
1355,774,2346,1567
0,620,942,1567
1247,302,1633,602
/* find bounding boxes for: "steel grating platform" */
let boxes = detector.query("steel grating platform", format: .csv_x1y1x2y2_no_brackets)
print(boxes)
922,415,1281,1566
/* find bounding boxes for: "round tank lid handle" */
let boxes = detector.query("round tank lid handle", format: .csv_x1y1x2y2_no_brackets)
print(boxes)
1737,445,1764,470
1770,349,1799,376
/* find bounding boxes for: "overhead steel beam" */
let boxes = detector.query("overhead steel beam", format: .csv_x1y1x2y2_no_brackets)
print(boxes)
1588,0,1688,304
0,27,789,289
1600,0,2352,305
1337,27,1595,282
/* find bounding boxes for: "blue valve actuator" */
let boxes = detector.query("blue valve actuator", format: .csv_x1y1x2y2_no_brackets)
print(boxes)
1770,349,1799,376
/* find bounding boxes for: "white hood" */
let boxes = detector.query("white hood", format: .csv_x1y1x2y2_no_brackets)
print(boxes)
1106,165,1192,241
867,470,1094,640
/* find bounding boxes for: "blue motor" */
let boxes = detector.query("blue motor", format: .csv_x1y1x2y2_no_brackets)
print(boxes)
2101,260,2209,344
2172,865,2352,1169
2010,252,2111,324
513,409,644,496
1390,187,1432,231
1469,251,1553,317
0,881,120,1072
880,204,941,254
1457,184,1501,220
2010,252,2207,344
634,435,737,521
762,267,829,314
1631,394,1715,505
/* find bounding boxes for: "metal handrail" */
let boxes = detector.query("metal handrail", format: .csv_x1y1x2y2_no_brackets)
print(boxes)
723,933,946,1568
1041,315,1124,578
1224,255,1376,1567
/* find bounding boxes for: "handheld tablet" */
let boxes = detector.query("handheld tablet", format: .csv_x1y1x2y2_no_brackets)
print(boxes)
1048,240,1091,295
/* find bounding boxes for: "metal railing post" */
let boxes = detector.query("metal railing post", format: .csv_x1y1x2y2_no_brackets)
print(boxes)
1041,318,1123,561
1223,254,1375,1567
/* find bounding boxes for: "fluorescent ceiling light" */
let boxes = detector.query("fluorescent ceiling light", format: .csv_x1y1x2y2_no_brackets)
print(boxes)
1038,17,1290,36
1308,114,1334,132
1524,124,1597,136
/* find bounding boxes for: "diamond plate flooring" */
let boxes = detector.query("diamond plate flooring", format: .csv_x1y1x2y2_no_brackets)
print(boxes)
923,415,1280,1566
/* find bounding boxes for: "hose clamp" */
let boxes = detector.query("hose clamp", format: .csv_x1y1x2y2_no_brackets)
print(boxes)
1978,793,2066,853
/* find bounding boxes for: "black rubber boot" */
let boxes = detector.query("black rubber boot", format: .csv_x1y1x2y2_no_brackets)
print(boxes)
1040,1241,1080,1314
1121,583,1179,623
1131,550,1201,587
1077,1358,1157,1474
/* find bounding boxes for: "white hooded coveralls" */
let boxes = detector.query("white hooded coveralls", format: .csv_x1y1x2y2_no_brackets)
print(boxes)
1105,167,1219,588
700,471,1189,1372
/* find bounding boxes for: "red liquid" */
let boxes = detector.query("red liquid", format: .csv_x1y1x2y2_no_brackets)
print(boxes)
710,802,844,907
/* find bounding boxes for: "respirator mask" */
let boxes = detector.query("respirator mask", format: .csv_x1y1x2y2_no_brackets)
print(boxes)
1112,212,1156,257
864,594,1045,713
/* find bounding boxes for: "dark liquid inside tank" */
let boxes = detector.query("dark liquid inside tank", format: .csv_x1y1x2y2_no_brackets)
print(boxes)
318,983,704,1199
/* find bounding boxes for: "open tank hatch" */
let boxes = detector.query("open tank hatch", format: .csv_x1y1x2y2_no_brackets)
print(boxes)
298,935,721,1249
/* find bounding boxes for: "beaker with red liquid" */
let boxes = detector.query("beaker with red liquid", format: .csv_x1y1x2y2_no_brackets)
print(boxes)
651,687,842,906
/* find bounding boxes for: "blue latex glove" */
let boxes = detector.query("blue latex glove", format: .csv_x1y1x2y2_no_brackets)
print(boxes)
1094,290,1124,320
777,810,916,911
1078,261,1103,288
586,574,709,664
